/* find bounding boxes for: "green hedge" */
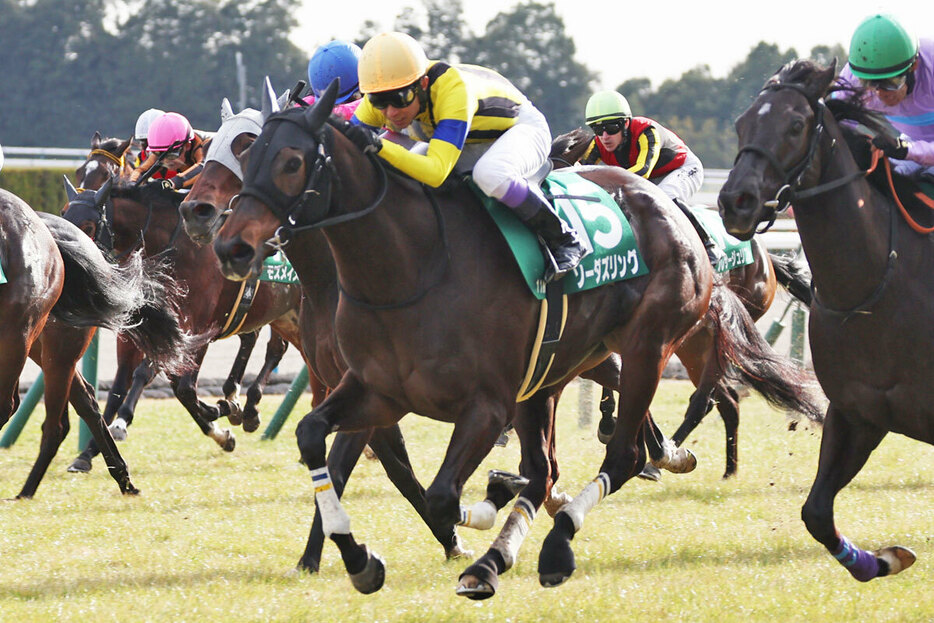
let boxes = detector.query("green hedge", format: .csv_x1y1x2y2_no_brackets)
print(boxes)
0,167,73,214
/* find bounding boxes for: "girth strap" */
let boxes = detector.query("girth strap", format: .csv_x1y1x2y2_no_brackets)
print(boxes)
516,281,567,401
216,277,259,340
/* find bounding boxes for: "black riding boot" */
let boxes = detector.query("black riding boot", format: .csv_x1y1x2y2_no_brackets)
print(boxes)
673,198,725,267
514,190,587,282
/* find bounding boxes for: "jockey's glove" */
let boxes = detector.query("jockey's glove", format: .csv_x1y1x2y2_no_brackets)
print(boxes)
150,177,181,190
345,124,383,155
872,135,910,160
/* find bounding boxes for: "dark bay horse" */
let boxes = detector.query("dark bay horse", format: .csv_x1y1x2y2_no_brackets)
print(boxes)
212,82,821,596
0,188,195,497
551,128,816,477
178,105,690,571
71,133,281,460
718,59,928,581
61,177,303,463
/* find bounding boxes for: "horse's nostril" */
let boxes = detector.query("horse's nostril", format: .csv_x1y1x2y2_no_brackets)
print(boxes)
230,242,255,263
194,203,215,218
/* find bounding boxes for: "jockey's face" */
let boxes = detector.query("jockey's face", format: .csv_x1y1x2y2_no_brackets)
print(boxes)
594,118,629,152
875,82,909,107
380,76,428,131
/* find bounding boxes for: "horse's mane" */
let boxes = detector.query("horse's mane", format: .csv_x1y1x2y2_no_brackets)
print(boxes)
112,180,185,207
97,136,130,155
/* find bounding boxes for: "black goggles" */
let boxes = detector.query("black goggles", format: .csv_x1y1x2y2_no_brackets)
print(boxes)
368,84,419,110
589,119,626,136
154,140,187,159
859,72,909,92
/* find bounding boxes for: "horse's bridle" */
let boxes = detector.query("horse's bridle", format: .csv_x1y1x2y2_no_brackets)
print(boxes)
738,81,898,320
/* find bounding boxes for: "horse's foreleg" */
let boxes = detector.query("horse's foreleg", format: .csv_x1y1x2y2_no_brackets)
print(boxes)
219,330,258,426
458,392,554,600
298,429,371,573
241,331,289,433
295,373,405,594
801,405,914,581
170,347,236,452
111,357,159,440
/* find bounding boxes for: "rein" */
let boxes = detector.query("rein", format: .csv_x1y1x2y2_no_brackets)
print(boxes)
88,148,126,170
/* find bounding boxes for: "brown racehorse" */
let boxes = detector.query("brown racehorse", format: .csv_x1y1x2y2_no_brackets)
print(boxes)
70,134,286,470
178,104,670,570
719,59,928,582
61,177,304,455
212,82,822,596
550,128,817,477
0,188,195,497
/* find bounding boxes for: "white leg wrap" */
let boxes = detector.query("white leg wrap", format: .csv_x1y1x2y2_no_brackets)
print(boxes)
311,467,351,536
226,382,241,401
561,473,610,533
491,497,536,570
458,499,497,530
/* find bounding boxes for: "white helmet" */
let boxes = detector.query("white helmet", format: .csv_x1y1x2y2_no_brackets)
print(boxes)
135,108,165,141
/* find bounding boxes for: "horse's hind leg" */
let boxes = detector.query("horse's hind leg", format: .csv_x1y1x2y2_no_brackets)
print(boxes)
716,385,740,479
458,391,555,600
801,405,915,581
241,330,289,433
0,337,29,429
643,411,696,474
219,330,258,426
169,347,236,452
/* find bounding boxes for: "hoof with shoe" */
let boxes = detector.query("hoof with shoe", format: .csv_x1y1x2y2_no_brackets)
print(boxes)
456,558,499,600
67,457,92,473
494,429,510,447
637,463,662,482
348,544,386,594
597,416,616,444
653,441,697,474
875,546,916,576
487,470,529,497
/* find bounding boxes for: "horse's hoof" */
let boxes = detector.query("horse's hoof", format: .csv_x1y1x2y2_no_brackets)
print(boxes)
122,484,141,496
487,470,529,497
539,571,572,588
875,546,916,576
220,399,243,426
348,545,385,594
67,457,92,473
538,513,576,586
445,534,474,560
363,445,377,460
543,486,573,518
455,576,496,600
241,413,261,433
637,463,662,482
597,416,616,444
109,419,128,442
654,443,697,474
218,432,236,452
494,429,510,447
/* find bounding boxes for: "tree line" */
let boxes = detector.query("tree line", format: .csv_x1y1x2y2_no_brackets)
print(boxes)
0,0,845,167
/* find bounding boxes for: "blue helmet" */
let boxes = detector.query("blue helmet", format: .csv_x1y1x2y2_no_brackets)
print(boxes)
307,40,363,103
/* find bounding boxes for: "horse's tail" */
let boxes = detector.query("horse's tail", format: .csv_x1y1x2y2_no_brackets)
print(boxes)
770,251,812,306
710,285,825,425
43,214,199,374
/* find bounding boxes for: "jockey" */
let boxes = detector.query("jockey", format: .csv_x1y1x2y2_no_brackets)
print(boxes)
577,90,722,265
129,111,208,190
303,40,364,121
133,108,164,162
348,32,585,282
839,14,934,184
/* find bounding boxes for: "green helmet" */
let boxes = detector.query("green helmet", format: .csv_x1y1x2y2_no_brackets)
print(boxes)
849,14,918,80
585,91,632,124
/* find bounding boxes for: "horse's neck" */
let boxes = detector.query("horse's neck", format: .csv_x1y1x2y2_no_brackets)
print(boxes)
285,229,338,302
113,197,180,257
793,122,892,308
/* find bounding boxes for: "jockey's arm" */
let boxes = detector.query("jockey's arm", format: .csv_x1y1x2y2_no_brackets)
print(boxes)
627,126,661,178
129,153,157,182
906,139,934,166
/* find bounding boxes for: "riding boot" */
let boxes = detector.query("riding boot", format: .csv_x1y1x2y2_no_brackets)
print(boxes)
672,197,726,268
513,190,587,282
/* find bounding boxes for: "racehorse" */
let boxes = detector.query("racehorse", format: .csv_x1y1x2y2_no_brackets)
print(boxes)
179,98,681,571
70,133,284,467
0,188,195,497
718,58,928,581
212,81,822,596
550,127,816,477
61,176,303,465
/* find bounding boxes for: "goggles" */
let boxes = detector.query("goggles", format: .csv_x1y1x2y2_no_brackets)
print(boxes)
589,119,626,136
368,84,419,110
860,72,909,92
154,140,187,159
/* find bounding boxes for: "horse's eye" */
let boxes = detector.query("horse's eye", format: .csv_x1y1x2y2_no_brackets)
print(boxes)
284,156,302,174
790,120,805,135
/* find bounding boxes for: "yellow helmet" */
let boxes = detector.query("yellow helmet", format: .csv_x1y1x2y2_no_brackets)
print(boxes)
358,32,429,93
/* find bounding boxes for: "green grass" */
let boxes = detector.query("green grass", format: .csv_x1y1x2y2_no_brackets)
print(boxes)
0,380,931,622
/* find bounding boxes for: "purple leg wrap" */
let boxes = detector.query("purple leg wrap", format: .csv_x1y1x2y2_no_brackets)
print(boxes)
831,535,880,582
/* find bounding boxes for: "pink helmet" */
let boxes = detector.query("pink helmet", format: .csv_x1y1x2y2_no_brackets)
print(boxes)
147,112,194,152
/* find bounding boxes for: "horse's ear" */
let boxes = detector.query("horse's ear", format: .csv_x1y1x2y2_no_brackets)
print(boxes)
221,98,235,122
96,175,113,205
260,76,281,121
276,89,292,109
811,60,838,98
117,137,132,156
91,131,102,149
63,175,79,202
305,78,339,129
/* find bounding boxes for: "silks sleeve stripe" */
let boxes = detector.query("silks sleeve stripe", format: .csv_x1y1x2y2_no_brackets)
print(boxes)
888,111,934,126
467,129,508,140
628,127,660,178
432,118,468,149
378,137,461,188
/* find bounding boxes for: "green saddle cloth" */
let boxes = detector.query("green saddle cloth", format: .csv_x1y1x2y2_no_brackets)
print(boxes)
472,170,649,300
0,257,6,285
690,207,754,273
261,252,299,283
